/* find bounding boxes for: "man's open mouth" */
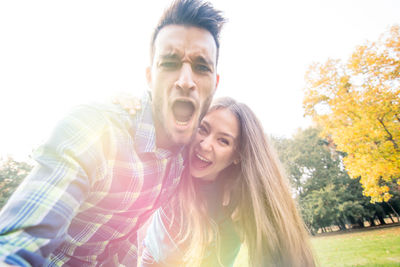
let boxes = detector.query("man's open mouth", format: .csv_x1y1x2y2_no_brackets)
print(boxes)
172,100,195,125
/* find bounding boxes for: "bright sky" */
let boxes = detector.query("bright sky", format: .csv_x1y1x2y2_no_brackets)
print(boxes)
1,0,399,161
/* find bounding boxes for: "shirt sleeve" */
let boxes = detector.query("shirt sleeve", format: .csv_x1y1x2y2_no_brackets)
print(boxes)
0,105,111,266
140,208,183,267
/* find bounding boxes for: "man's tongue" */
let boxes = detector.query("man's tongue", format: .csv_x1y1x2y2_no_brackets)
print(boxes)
173,101,194,122
192,154,212,169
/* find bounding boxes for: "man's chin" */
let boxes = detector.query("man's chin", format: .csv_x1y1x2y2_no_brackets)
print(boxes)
170,132,192,147
168,117,197,146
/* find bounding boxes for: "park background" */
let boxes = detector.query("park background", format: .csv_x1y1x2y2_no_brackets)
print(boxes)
1,1,400,266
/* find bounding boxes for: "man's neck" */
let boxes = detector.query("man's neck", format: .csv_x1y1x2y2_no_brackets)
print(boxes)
153,118,183,154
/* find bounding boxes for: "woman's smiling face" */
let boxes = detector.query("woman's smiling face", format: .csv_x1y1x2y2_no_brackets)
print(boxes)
189,108,240,181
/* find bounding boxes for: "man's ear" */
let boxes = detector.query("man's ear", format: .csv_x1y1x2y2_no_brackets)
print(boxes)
215,73,220,93
146,66,152,88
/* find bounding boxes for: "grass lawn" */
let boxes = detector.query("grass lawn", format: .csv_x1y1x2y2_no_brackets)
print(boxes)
234,225,400,267
312,225,400,267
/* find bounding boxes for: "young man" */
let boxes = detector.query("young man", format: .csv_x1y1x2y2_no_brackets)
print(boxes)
0,0,225,266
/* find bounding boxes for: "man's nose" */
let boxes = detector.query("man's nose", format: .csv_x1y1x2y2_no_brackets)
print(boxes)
175,63,196,93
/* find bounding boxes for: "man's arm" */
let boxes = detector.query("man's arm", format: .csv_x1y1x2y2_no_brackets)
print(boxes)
139,208,182,267
0,105,110,266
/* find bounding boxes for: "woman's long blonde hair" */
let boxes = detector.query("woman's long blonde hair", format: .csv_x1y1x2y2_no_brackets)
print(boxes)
168,97,315,266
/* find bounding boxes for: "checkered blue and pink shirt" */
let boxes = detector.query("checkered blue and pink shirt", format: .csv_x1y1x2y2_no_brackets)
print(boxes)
0,93,185,266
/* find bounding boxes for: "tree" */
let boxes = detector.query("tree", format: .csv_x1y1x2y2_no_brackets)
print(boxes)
303,25,400,203
272,127,399,233
0,157,32,209
273,128,355,232
273,128,345,197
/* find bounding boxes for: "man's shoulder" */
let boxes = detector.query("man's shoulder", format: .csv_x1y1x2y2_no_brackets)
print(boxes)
44,93,153,152
68,102,130,120
65,98,149,132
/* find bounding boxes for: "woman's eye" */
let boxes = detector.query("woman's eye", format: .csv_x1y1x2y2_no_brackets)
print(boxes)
219,138,229,146
198,125,207,134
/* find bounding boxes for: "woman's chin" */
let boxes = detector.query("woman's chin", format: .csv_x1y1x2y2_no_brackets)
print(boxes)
191,172,218,182
190,171,205,180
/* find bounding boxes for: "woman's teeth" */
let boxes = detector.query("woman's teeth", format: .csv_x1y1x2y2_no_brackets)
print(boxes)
196,153,211,163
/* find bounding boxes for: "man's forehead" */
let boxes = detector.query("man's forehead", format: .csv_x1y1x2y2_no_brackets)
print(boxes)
158,48,214,65
153,25,217,62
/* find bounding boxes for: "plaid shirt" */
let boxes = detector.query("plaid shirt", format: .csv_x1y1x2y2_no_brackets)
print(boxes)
0,93,184,267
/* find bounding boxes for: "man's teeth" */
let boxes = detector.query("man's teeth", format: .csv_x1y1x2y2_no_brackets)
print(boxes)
196,153,211,163
175,120,189,126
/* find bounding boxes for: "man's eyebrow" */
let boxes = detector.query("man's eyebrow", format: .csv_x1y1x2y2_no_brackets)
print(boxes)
193,55,213,66
160,53,181,60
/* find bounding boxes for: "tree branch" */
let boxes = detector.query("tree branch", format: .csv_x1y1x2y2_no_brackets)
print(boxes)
377,117,399,150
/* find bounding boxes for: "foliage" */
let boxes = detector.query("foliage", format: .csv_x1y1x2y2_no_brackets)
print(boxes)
273,128,351,231
0,157,32,209
272,127,400,233
303,25,400,203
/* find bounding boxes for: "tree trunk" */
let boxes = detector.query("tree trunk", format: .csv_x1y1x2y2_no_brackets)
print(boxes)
388,213,395,223
357,218,365,228
368,217,376,227
337,219,346,230
377,214,386,225
388,202,400,222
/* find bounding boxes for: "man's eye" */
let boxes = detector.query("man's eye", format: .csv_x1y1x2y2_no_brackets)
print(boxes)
160,61,179,69
194,64,211,73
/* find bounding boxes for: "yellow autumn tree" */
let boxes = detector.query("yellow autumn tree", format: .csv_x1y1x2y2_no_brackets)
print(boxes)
303,25,400,203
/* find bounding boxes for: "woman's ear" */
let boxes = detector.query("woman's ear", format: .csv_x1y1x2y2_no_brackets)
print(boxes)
233,155,240,165
232,148,240,165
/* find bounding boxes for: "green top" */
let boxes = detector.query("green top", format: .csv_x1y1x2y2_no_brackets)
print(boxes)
141,177,241,267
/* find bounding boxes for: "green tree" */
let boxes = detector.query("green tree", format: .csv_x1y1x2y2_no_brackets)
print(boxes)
273,128,348,232
272,127,399,233
0,157,32,209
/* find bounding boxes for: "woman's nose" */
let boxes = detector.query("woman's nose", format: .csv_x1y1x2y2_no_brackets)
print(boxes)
199,136,213,151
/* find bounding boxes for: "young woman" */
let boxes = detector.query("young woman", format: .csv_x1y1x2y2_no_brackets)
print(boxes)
118,96,315,266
